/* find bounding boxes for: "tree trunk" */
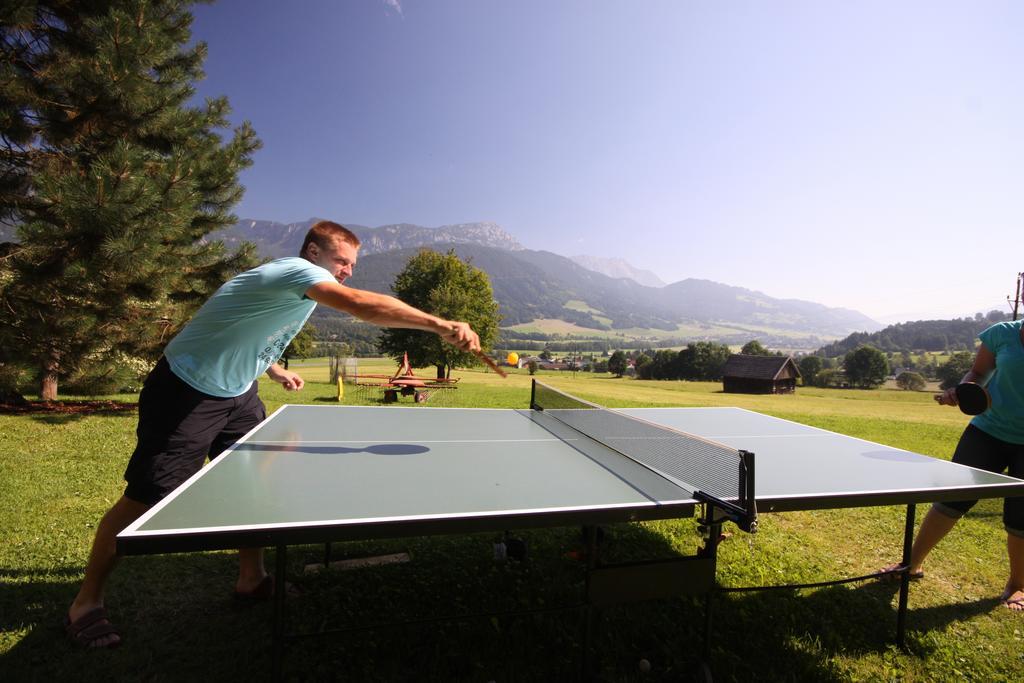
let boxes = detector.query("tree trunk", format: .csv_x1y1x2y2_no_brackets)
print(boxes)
436,364,445,380
40,351,60,401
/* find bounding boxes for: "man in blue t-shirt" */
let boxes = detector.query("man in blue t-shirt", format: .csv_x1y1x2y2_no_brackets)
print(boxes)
880,320,1024,613
65,221,483,648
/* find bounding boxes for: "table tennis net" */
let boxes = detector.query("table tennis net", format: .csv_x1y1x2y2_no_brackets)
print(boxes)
530,381,744,501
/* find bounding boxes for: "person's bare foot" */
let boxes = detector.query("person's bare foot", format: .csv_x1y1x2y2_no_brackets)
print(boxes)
999,582,1024,611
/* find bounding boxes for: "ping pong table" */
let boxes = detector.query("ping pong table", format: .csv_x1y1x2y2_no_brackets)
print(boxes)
117,381,1024,679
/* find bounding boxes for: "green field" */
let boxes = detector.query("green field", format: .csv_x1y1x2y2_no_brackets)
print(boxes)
2,364,1021,681
501,318,841,352
563,300,613,326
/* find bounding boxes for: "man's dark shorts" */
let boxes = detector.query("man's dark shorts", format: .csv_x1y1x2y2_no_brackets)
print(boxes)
123,357,266,506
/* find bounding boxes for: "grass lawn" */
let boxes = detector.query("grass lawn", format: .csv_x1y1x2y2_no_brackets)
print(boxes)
2,363,1023,681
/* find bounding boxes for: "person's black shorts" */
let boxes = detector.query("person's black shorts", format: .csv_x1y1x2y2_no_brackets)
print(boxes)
932,424,1024,537
123,357,266,506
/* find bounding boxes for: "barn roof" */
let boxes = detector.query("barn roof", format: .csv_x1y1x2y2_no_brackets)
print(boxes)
722,354,801,380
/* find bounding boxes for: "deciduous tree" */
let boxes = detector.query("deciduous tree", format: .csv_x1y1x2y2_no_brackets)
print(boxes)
798,355,823,386
634,353,652,379
378,249,500,378
843,345,889,389
608,350,627,377
282,323,317,369
677,341,731,380
937,351,975,390
741,340,771,356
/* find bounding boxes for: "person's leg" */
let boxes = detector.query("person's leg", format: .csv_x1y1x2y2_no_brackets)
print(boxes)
881,425,999,577
1002,532,1024,609
1001,451,1024,608
880,505,960,577
67,495,150,647
65,359,174,648
902,505,960,574
68,357,238,645
236,548,268,593
211,383,270,594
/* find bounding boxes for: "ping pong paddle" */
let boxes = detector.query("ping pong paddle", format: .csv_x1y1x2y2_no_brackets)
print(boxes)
475,350,508,378
954,382,990,415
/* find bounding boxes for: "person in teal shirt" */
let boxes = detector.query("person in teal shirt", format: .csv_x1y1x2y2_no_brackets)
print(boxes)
881,320,1024,612
65,221,483,648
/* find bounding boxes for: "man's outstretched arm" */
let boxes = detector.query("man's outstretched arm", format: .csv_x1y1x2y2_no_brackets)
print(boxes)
305,281,480,352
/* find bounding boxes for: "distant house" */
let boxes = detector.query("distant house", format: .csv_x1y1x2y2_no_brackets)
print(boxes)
518,356,571,371
722,354,801,394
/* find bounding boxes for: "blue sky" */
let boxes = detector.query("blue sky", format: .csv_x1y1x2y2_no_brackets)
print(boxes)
190,1,1024,324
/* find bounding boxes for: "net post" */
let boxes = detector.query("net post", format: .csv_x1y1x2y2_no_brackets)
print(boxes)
739,450,758,533
530,379,539,410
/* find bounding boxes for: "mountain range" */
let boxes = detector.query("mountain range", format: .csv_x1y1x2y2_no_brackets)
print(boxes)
209,219,524,257
208,219,881,348
1,217,881,346
565,254,667,290
570,255,665,288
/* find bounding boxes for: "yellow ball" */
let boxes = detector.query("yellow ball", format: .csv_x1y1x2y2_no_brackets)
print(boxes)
506,352,519,365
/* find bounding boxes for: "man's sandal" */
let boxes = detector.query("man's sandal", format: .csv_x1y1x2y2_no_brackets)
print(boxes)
64,607,121,649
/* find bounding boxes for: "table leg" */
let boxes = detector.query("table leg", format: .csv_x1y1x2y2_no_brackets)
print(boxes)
581,525,598,680
272,545,288,680
896,504,916,649
698,506,722,666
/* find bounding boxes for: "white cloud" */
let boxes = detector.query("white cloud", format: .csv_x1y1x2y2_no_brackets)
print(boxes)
383,0,404,17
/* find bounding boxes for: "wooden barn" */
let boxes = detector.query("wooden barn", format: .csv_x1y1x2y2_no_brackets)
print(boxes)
722,354,801,394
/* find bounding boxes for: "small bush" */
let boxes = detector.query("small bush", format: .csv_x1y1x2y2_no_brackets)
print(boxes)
895,371,927,391
0,362,30,402
813,368,844,388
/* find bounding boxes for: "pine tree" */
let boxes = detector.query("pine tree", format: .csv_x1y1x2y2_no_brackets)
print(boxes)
378,249,500,379
0,1,260,399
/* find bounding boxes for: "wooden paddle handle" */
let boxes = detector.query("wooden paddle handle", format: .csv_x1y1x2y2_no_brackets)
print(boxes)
475,350,508,378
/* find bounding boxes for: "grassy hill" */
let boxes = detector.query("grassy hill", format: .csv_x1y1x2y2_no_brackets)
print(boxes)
815,310,1008,357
